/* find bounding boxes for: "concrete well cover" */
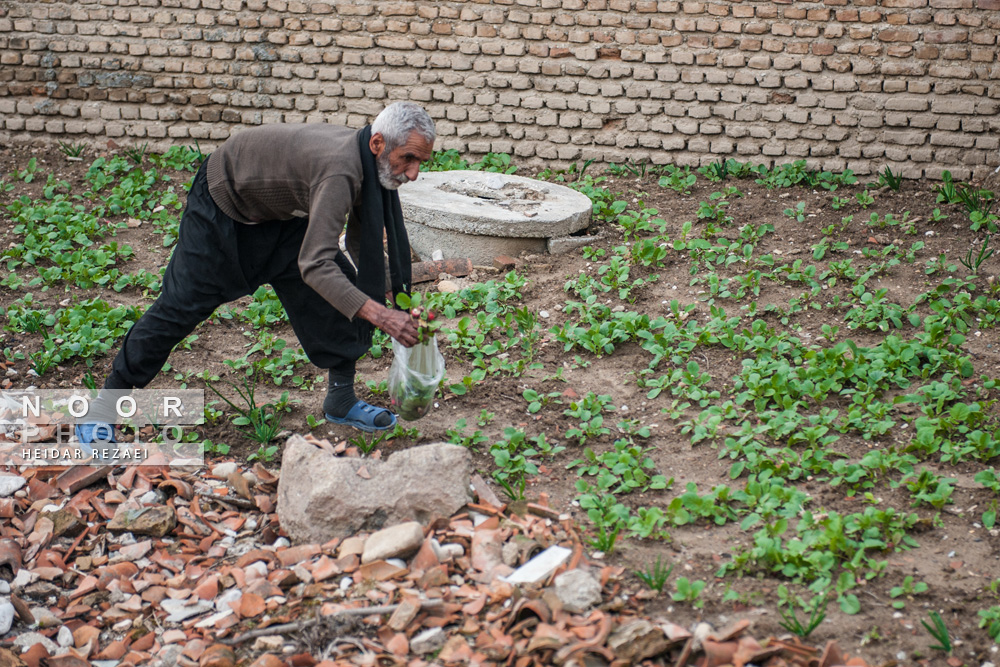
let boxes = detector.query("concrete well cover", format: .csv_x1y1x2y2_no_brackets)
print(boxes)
400,171,592,239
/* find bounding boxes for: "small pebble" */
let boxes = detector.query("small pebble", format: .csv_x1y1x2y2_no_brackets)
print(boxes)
212,462,238,478
0,602,14,635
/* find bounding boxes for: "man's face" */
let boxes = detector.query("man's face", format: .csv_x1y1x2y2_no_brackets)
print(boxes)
372,131,434,190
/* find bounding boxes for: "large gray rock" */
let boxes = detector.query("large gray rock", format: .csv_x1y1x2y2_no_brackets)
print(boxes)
277,438,472,544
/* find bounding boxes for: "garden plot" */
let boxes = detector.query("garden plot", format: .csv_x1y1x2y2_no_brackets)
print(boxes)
2,142,1000,664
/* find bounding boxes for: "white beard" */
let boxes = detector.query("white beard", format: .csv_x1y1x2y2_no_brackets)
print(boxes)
377,152,409,190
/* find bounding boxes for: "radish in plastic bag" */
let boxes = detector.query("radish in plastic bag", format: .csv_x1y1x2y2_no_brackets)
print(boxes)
389,335,445,421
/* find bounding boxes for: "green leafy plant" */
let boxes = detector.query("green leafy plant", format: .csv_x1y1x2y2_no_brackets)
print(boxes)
588,521,620,554
921,611,952,653
934,170,959,204
672,578,706,608
698,157,731,182
658,164,697,194
784,201,806,223
472,152,517,174
979,606,1000,642
855,190,875,209
634,556,673,592
421,148,470,172
15,157,38,182
889,576,928,609
445,418,489,450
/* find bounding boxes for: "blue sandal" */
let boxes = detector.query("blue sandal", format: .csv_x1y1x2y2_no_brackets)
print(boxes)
325,400,397,433
75,422,116,461
76,422,116,445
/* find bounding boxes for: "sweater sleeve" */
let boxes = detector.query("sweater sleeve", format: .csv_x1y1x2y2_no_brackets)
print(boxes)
298,175,371,320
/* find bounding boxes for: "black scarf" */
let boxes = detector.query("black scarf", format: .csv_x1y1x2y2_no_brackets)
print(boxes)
353,125,412,308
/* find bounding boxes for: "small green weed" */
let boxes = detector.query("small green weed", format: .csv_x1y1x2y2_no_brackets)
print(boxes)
634,556,673,592
921,611,952,653
57,141,87,158
878,166,903,191
777,586,828,639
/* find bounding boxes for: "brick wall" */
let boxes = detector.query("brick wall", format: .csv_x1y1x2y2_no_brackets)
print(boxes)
1,0,998,179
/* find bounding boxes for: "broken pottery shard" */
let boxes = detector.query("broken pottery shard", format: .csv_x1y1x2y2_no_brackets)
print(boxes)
387,598,421,632
160,598,213,624
608,619,675,662
277,438,472,544
107,506,177,538
361,522,425,565
410,627,446,655
502,546,572,585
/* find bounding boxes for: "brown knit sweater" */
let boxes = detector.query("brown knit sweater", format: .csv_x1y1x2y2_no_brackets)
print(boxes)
206,124,373,319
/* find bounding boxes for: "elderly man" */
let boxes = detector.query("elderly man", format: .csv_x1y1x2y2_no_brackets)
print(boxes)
78,102,435,442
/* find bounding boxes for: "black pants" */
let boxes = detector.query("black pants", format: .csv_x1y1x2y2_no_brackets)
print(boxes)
107,161,370,389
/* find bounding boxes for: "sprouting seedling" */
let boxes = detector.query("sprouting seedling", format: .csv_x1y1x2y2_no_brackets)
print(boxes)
921,611,952,653
878,165,903,191
57,141,87,158
124,142,149,165
635,556,673,592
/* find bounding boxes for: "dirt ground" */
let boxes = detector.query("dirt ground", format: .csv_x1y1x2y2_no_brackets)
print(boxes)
2,142,1000,665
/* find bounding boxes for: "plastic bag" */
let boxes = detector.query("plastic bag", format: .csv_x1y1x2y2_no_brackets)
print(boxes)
388,335,445,421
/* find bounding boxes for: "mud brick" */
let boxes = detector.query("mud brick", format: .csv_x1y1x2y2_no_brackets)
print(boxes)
493,255,518,271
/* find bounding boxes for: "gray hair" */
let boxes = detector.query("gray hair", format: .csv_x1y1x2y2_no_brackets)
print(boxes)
371,102,436,151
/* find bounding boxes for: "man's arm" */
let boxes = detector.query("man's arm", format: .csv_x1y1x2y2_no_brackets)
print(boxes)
301,176,419,347
299,176,372,318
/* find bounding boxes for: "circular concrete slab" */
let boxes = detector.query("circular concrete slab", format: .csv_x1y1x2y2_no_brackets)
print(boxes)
401,171,593,238
400,170,593,263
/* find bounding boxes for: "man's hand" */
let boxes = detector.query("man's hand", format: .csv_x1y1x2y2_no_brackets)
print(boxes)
356,299,419,347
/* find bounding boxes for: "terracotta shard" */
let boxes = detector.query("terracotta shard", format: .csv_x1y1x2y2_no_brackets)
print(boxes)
226,471,255,502
199,644,237,667
55,465,114,494
711,619,752,643
818,641,845,667
158,477,195,500
0,647,27,667
0,539,23,573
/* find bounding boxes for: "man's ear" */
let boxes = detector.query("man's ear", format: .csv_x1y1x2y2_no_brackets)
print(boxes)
369,132,386,157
